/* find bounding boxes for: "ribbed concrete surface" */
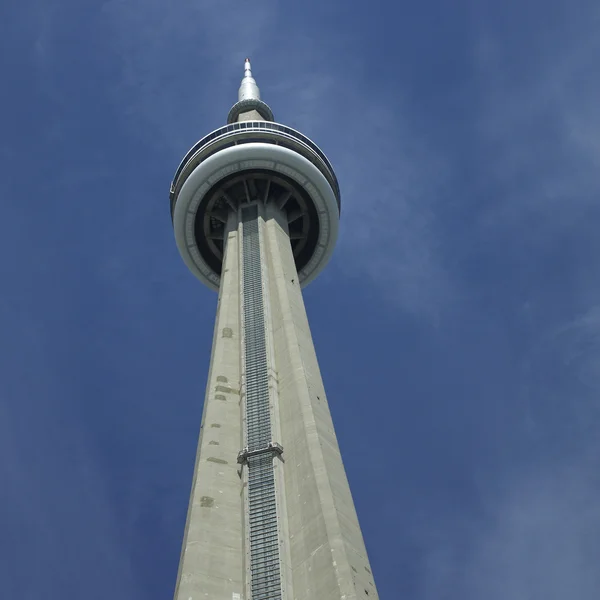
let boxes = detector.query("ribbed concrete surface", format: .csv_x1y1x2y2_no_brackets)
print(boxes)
264,205,378,600
173,206,378,600
173,216,245,600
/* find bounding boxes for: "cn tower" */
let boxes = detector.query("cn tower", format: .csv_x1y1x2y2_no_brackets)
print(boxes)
170,60,379,600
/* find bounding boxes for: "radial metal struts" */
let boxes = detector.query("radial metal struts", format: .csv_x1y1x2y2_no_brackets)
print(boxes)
203,172,309,262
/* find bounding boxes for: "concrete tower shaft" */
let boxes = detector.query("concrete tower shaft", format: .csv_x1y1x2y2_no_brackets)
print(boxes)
170,62,378,600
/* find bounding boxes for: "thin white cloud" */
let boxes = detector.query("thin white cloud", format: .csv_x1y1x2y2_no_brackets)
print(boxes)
0,360,139,597
411,5,600,593
330,104,454,320
471,5,600,247
103,0,277,150
17,1,600,598
417,455,600,600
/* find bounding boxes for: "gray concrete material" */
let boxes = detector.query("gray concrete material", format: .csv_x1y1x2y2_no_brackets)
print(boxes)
173,220,245,600
236,91,265,123
173,204,378,600
236,109,264,122
263,207,380,600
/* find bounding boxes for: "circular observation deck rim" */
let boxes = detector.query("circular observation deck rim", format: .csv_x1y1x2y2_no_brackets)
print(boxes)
170,121,341,212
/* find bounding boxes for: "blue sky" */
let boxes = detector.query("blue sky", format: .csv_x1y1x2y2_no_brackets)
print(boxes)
1,0,600,598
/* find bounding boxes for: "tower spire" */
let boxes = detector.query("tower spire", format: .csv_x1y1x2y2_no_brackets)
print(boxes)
238,57,261,101
244,57,252,78
226,57,274,123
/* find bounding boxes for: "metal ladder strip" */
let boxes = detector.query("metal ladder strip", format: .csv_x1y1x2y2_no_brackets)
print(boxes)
241,205,283,600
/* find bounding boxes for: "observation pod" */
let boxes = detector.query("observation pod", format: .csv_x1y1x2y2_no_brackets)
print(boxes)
170,105,341,290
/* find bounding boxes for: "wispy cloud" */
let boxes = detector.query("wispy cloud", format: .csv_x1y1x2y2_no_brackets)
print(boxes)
417,453,600,600
103,0,277,150
330,104,454,320
411,307,600,600
471,4,600,249
5,1,600,598
0,320,139,598
524,307,600,438
409,4,600,593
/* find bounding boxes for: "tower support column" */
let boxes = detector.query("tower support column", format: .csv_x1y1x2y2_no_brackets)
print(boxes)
173,214,244,600
263,205,379,600
170,59,378,600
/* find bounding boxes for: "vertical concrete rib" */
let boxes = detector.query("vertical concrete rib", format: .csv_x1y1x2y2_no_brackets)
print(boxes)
264,205,380,600
173,216,244,600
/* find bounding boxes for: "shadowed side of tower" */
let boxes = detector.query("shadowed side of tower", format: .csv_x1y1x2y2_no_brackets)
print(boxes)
170,60,379,600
